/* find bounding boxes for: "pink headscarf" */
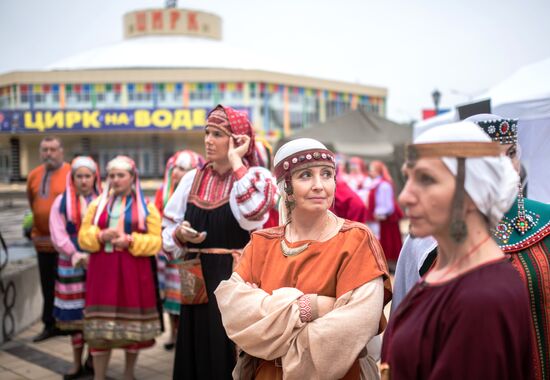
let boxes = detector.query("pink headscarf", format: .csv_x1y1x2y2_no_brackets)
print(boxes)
161,150,204,207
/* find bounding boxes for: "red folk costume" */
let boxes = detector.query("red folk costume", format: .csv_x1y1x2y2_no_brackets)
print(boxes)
78,156,162,352
254,138,280,228
365,161,403,263
332,174,369,222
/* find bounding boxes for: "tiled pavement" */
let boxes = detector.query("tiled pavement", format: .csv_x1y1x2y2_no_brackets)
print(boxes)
0,314,175,380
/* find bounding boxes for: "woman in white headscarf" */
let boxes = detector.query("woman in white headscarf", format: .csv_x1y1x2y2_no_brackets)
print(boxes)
215,138,391,380
380,122,533,379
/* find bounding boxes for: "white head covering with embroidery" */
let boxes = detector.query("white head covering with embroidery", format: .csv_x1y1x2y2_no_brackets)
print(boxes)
273,138,336,224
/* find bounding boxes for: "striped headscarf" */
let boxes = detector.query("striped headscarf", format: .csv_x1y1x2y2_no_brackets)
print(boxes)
254,137,273,170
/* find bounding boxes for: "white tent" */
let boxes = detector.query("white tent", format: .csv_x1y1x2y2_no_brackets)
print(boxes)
415,57,550,203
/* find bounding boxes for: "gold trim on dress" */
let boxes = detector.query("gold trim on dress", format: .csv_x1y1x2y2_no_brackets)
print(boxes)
280,239,310,257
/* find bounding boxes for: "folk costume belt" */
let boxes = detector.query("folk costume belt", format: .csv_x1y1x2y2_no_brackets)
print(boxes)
186,247,243,256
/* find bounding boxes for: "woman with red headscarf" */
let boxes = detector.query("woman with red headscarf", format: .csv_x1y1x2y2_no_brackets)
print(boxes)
366,160,403,266
154,150,204,350
50,156,101,379
78,155,162,380
162,105,277,379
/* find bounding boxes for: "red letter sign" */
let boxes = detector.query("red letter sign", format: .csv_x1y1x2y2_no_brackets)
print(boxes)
187,12,199,31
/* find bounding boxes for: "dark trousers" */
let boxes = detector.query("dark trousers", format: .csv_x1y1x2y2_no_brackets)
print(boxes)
37,251,58,329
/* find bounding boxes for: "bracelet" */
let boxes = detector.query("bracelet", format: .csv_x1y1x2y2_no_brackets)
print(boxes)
298,295,314,323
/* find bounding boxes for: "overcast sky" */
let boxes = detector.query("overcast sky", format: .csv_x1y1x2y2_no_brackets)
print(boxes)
1,0,549,122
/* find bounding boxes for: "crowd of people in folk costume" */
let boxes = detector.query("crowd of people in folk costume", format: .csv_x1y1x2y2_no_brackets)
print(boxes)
25,104,549,380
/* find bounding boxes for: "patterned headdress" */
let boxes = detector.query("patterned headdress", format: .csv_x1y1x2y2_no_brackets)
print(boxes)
273,138,336,223
64,156,101,227
206,105,258,167
465,113,518,145
465,113,533,235
161,150,204,208
93,155,149,231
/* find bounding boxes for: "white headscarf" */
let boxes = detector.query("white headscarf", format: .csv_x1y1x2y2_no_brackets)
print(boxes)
415,121,518,226
71,156,97,173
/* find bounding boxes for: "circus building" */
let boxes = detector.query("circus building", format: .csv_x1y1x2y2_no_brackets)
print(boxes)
0,6,387,180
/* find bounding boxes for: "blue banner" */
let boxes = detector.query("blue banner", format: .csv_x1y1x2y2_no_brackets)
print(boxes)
0,108,250,133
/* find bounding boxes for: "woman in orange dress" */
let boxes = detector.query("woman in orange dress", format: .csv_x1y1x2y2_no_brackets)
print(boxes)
216,138,391,379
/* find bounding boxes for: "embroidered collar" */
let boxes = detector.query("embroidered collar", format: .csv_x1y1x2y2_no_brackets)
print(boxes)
493,197,550,252
188,163,235,209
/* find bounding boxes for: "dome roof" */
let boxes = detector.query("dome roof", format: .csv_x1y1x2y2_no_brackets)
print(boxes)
46,35,316,78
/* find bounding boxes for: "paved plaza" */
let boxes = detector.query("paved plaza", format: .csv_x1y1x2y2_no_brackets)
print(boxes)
0,315,175,380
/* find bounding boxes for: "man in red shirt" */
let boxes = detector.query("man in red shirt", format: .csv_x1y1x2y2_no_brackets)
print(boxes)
26,136,71,342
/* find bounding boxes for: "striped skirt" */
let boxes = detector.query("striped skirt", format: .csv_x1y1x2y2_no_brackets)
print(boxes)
162,254,183,315
53,252,86,331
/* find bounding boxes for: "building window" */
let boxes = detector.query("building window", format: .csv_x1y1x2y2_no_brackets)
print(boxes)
33,94,45,103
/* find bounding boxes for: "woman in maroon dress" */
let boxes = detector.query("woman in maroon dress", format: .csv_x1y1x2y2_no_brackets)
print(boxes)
381,122,533,379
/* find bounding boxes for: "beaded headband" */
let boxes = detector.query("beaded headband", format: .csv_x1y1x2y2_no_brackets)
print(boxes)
474,118,518,145
274,149,335,182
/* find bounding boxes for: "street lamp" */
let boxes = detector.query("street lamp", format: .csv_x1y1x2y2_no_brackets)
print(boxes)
432,89,441,114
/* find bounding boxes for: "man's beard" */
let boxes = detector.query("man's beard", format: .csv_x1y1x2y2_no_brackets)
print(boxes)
43,158,60,169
